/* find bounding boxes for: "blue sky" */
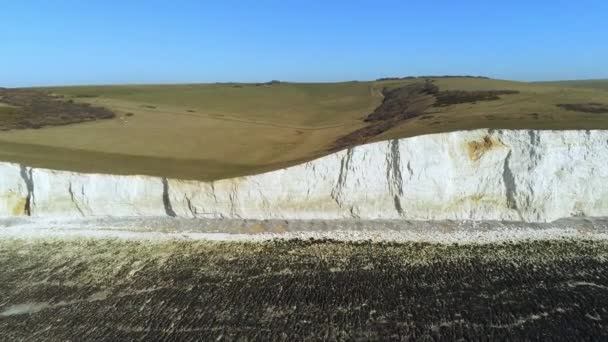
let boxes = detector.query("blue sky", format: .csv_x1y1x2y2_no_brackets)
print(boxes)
2,0,607,87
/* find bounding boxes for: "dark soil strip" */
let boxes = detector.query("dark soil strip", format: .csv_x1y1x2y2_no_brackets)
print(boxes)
1,239,607,341
0,88,116,131
558,103,608,114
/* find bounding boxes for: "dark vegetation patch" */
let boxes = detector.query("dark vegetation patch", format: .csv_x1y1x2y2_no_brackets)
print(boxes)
71,94,98,98
124,112,134,117
332,81,438,150
0,88,116,131
141,105,157,109
332,82,519,151
364,82,439,122
1,239,607,341
433,90,519,107
255,80,282,87
557,103,608,114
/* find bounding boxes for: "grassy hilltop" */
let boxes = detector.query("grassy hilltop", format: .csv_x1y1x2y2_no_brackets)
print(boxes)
1,77,608,180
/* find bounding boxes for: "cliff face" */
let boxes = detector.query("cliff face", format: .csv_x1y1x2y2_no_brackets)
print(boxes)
1,129,607,222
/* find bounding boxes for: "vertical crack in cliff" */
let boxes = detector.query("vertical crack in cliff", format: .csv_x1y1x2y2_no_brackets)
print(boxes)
184,196,196,217
386,140,405,216
209,182,224,218
67,182,85,217
162,178,176,217
331,148,354,206
228,181,241,218
19,165,33,216
406,161,414,178
502,151,524,220
257,187,271,213
349,206,361,219
209,182,219,203
209,181,219,203
527,130,541,171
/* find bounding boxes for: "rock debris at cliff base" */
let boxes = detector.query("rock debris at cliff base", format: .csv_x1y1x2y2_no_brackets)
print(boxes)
1,238,607,341
2,216,608,244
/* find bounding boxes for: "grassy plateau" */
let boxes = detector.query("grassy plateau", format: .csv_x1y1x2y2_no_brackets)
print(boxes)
1,77,608,180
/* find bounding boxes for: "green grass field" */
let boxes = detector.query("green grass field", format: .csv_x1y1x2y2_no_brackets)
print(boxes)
1,78,608,180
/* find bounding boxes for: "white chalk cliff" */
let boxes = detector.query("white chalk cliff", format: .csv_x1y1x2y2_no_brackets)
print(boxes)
1,129,607,222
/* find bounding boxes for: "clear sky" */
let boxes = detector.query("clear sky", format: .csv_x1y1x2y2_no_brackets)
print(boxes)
2,0,607,87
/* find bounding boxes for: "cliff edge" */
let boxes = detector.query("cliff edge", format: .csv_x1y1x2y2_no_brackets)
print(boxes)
1,129,607,222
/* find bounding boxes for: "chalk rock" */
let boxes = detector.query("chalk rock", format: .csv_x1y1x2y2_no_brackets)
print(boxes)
168,129,608,222
1,129,607,222
0,163,29,216
30,169,166,217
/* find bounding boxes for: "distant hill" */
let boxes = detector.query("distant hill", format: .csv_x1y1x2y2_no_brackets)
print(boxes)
376,75,489,82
